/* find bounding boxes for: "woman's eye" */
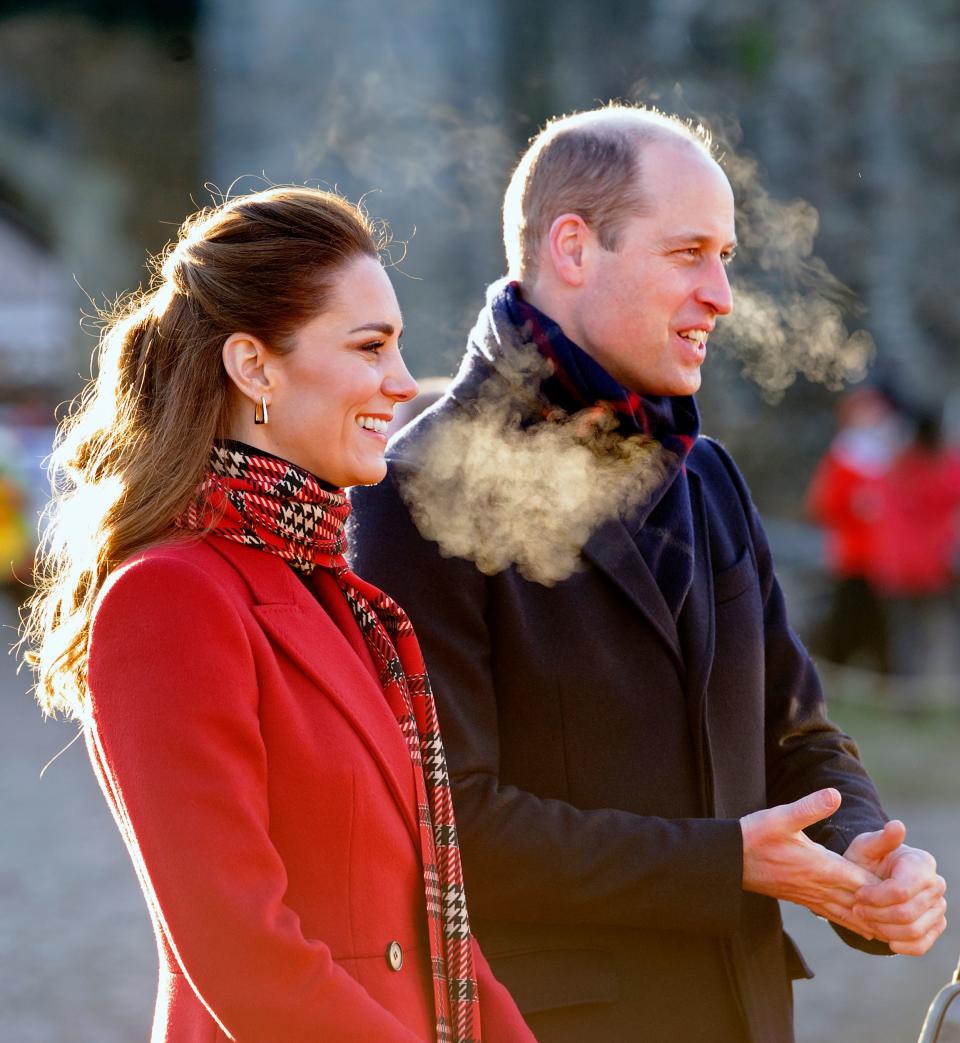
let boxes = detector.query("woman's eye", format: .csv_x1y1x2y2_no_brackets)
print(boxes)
360,341,385,354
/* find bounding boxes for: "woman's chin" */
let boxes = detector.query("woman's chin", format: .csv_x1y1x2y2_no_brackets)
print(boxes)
345,461,388,489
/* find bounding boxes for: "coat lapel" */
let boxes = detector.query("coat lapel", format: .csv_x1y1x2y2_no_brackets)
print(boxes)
582,515,684,671
677,469,718,814
206,538,421,848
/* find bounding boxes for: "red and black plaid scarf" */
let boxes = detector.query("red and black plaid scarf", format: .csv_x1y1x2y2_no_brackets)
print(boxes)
178,441,481,1043
487,281,700,619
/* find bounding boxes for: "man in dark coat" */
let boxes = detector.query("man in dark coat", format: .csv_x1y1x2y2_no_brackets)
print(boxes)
350,106,946,1043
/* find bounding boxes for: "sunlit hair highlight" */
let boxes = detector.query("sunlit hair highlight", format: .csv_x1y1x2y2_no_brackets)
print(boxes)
502,104,715,282
21,186,384,719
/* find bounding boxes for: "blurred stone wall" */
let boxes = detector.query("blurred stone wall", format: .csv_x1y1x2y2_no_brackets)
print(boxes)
0,6,200,396
201,0,511,378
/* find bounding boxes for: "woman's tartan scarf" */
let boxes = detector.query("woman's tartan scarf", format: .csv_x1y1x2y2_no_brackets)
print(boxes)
473,280,700,619
177,441,480,1043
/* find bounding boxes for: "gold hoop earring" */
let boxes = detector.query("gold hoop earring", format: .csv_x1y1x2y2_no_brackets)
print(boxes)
254,396,269,425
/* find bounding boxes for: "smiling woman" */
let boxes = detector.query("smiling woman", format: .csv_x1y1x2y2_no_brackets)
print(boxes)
19,187,533,1043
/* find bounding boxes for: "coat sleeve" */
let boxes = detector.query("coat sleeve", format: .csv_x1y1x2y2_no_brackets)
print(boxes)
86,553,428,1042
703,438,893,956
472,937,536,1041
350,465,745,939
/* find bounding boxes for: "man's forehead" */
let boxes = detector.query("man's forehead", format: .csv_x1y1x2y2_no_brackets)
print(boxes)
635,142,735,237
640,136,729,187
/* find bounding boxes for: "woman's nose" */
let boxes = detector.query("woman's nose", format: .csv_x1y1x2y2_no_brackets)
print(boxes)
383,355,418,403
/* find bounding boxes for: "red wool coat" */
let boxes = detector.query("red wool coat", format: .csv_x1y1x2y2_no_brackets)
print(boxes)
85,534,533,1042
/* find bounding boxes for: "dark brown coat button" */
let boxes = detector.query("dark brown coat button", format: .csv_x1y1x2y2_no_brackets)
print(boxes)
386,940,404,971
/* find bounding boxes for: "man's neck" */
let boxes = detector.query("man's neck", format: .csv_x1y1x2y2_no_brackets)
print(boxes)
515,278,589,357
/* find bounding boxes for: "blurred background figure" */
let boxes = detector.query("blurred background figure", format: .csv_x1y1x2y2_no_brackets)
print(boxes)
806,386,904,674
0,398,57,600
0,428,29,592
868,409,960,687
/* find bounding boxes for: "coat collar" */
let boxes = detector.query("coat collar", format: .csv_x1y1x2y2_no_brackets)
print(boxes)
581,517,684,671
203,536,421,847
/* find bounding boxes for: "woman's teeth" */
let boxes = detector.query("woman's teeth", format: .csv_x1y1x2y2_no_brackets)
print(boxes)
356,416,389,434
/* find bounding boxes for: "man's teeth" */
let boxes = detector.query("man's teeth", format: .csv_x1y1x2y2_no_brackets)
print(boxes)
679,330,708,345
356,416,389,434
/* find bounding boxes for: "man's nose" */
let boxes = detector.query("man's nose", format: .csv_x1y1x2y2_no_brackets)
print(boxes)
383,354,419,403
698,261,733,316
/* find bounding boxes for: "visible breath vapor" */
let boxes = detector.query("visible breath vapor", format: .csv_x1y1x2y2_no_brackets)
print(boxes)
294,59,515,218
717,149,873,397
397,345,670,587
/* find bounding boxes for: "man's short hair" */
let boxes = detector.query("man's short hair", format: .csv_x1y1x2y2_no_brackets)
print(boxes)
503,105,715,281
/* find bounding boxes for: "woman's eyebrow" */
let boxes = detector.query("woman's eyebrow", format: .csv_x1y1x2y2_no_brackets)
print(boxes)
348,321,397,335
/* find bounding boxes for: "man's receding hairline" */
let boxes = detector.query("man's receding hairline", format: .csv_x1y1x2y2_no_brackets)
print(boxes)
540,108,713,157
542,113,718,218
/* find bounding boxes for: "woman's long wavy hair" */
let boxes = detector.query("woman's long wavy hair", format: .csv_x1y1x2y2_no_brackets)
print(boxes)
21,186,384,719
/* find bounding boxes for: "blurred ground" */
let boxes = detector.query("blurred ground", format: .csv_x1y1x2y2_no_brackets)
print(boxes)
0,595,154,1042
2,593,958,1042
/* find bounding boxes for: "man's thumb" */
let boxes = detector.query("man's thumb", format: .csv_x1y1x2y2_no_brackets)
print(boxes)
784,788,842,832
852,819,907,861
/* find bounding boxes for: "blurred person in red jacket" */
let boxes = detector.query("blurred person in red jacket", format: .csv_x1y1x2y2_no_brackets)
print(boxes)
806,387,904,672
869,410,960,680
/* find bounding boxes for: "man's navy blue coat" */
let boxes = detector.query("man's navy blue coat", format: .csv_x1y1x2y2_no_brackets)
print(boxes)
350,352,889,1043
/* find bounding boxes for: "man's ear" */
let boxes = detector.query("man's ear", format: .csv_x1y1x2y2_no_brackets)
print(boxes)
222,332,274,404
546,213,595,288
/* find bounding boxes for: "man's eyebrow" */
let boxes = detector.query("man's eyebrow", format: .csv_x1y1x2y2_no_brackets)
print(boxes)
663,233,738,250
347,322,400,335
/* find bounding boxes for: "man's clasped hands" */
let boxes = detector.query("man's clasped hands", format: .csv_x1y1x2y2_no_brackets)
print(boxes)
741,787,947,956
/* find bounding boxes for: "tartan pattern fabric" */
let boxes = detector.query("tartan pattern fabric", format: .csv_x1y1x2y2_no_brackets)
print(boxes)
176,441,351,571
178,442,481,1043
478,280,701,619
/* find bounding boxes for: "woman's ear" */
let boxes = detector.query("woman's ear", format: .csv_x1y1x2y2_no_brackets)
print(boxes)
222,333,273,404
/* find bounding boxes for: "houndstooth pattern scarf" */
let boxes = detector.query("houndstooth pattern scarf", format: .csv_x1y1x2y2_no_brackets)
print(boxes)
177,441,481,1043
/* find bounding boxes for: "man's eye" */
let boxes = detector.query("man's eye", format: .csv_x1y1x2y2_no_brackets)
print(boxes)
721,250,737,266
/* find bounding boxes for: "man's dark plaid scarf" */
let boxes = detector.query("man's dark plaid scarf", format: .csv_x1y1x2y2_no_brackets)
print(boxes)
177,442,481,1043
472,279,700,619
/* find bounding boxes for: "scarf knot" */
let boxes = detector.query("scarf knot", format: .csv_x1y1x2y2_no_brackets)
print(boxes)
176,441,350,571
